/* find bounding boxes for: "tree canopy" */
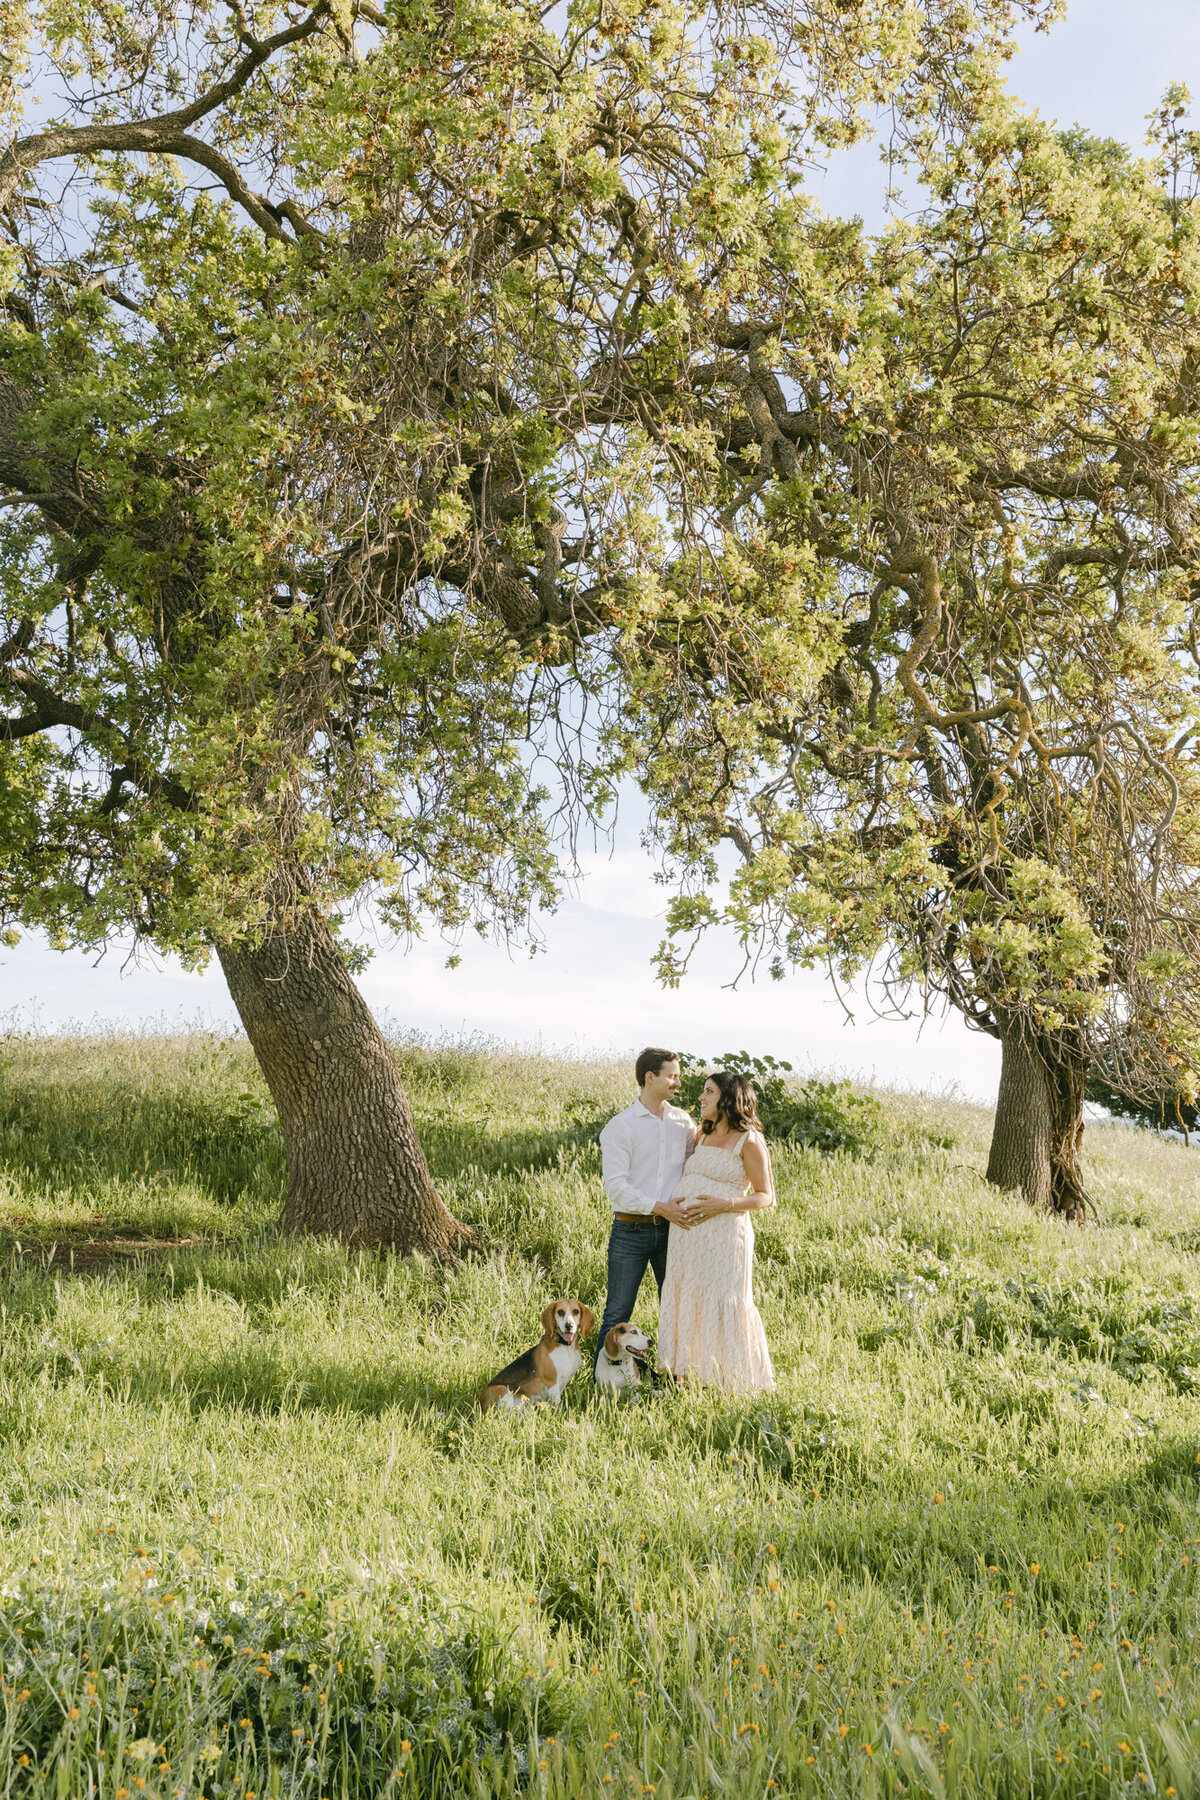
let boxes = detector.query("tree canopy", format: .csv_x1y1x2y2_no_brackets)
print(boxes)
633,89,1200,1216
0,0,1058,1246
0,0,1049,956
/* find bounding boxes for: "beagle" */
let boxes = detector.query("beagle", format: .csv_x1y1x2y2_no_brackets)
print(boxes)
479,1299,597,1412
594,1322,652,1394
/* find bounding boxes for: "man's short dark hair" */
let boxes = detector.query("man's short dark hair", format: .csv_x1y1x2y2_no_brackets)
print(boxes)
636,1046,680,1087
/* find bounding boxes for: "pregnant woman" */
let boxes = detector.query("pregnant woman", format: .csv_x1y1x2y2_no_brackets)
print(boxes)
658,1068,776,1392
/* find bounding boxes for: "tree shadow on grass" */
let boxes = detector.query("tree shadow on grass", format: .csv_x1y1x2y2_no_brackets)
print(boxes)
5,1256,489,1425
0,1078,286,1210
418,1115,606,1183
0,1083,601,1230
60,1338,481,1426
3,1227,222,1273
1083,1433,1200,1520
0,1112,604,1280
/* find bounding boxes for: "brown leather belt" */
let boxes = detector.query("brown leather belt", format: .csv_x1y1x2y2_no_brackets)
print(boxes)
613,1211,658,1224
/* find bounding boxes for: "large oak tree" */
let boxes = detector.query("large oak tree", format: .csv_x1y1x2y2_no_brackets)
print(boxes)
631,92,1200,1218
0,0,1049,1249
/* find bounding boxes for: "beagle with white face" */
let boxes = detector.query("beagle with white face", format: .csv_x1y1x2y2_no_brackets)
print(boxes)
478,1299,597,1412
594,1322,652,1394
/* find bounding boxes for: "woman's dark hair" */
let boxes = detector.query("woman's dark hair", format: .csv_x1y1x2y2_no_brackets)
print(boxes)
701,1069,762,1136
636,1046,680,1087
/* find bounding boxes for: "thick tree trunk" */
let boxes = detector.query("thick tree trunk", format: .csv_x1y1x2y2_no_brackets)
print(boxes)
217,910,477,1257
986,1022,1090,1222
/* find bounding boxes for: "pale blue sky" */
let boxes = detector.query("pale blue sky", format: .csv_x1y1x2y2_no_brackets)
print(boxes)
6,0,1198,1099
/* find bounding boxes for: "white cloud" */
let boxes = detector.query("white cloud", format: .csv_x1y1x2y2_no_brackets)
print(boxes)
562,847,671,920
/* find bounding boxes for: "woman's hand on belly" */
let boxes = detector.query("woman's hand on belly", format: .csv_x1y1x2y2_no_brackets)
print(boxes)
678,1192,740,1226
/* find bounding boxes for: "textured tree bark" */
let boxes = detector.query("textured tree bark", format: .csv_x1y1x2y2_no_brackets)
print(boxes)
217,911,477,1256
986,1022,1090,1222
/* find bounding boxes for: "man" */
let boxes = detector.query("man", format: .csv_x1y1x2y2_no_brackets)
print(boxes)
595,1047,694,1375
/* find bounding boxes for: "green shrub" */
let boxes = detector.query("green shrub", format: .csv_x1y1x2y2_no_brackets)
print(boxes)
678,1051,882,1154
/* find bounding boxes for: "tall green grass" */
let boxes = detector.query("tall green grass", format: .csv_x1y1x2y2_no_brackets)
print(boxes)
0,1029,1198,1798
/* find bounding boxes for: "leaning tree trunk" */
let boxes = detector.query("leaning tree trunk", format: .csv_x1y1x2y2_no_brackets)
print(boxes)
985,1020,1091,1222
216,910,477,1257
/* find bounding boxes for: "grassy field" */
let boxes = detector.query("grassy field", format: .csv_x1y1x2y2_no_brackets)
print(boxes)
0,1029,1198,1799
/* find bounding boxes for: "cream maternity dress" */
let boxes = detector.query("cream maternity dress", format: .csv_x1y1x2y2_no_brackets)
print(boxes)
657,1130,775,1392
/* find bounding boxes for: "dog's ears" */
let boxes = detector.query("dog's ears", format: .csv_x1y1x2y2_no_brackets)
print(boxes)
578,1304,597,1337
604,1324,624,1357
540,1302,559,1336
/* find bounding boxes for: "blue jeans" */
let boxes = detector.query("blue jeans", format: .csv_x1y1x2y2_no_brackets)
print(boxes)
594,1217,670,1372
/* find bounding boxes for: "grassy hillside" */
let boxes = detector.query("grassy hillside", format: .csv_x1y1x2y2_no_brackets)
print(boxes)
0,1030,1198,1799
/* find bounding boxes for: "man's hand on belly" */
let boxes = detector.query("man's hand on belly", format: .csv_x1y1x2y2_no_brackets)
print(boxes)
652,1199,689,1226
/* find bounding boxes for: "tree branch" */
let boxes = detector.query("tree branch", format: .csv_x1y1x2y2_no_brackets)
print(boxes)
161,133,291,241
0,4,331,216
0,708,55,740
3,670,195,810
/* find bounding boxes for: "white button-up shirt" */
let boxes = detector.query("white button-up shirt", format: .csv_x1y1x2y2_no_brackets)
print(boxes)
599,1096,695,1216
